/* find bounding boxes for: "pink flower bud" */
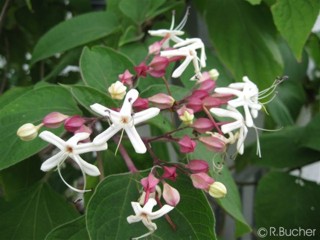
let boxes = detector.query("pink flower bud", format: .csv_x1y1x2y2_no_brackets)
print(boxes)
178,135,196,153
141,173,160,193
118,70,133,86
64,116,85,132
43,112,69,128
198,79,216,92
189,90,209,100
199,135,226,152
163,182,180,206
134,62,149,78
133,97,149,111
186,160,209,173
148,56,169,78
162,166,177,181
177,106,194,125
186,96,203,112
192,118,214,133
190,172,214,190
148,41,162,55
148,93,174,109
201,96,223,108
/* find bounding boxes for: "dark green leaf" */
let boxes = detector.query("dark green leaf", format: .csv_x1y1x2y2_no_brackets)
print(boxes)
0,86,32,111
266,98,294,126
0,182,79,240
271,0,320,60
204,0,283,89
245,0,262,5
32,12,119,63
0,86,81,170
86,172,216,239
118,25,144,47
80,46,134,92
255,172,320,239
45,216,89,240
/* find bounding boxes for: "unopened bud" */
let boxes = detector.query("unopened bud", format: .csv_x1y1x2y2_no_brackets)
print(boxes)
108,81,127,100
186,160,209,173
208,69,219,80
178,135,196,153
148,56,169,78
118,70,133,87
134,62,149,78
148,41,162,55
209,181,227,198
199,134,226,152
192,118,214,133
177,106,194,125
64,116,85,132
17,123,43,141
163,182,180,207
141,173,160,193
162,166,177,181
202,96,223,108
190,172,214,190
186,96,203,112
133,97,149,111
198,79,216,92
43,112,68,128
148,93,174,109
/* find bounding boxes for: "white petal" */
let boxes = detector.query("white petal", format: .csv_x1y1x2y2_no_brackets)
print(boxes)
39,131,65,150
127,215,142,224
124,126,146,154
40,151,68,172
160,49,189,58
228,98,246,108
221,120,242,133
93,124,122,145
133,108,160,125
210,108,242,120
215,87,242,96
72,155,100,176
75,142,108,155
131,201,143,215
120,89,139,115
67,132,90,145
172,55,193,78
228,82,245,89
244,105,254,127
90,103,112,116
148,204,174,220
143,198,157,213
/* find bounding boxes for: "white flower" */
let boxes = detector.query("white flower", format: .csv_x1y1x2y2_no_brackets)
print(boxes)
127,198,174,240
160,38,206,79
210,107,248,155
214,76,262,127
39,131,108,192
90,89,160,154
148,9,189,47
108,81,127,100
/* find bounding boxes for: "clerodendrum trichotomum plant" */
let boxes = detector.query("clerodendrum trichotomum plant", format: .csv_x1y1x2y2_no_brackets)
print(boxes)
14,7,286,240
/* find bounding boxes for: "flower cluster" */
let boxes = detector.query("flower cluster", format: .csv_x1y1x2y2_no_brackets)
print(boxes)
17,9,281,239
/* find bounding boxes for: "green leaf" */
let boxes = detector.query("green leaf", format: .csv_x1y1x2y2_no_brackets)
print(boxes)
0,86,32,111
255,172,320,238
204,0,283,89
237,126,320,169
266,97,295,126
0,182,79,240
245,0,262,5
119,25,144,47
119,0,165,25
80,46,134,92
86,172,216,239
32,12,119,63
45,216,89,240
191,144,251,237
0,156,43,201
301,114,320,151
69,85,116,113
271,0,320,60
0,86,81,170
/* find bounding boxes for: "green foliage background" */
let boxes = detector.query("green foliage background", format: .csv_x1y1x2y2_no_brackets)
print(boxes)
0,0,320,239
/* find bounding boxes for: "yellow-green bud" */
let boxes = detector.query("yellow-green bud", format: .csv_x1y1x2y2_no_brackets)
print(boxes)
208,181,227,198
17,123,43,141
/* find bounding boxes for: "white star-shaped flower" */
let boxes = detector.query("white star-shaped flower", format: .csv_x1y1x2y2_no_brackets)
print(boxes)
148,9,189,47
160,38,206,79
214,76,262,127
39,131,108,192
127,198,174,240
210,107,248,155
90,89,160,154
